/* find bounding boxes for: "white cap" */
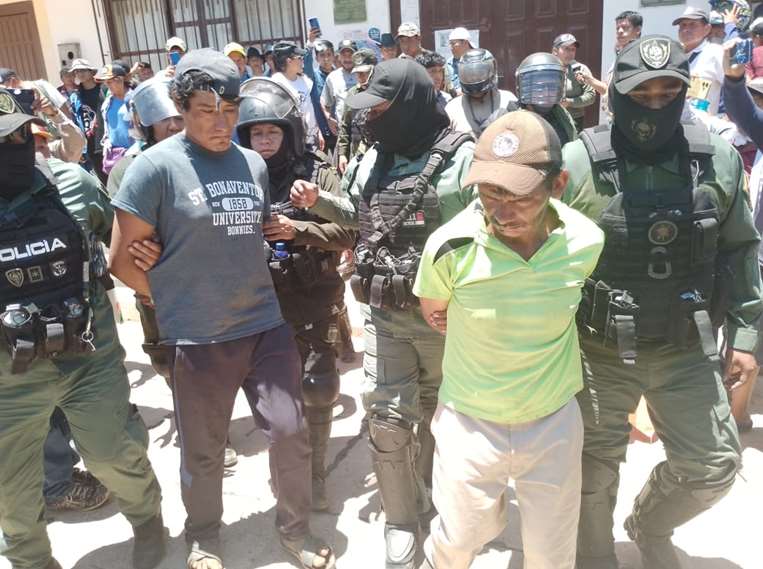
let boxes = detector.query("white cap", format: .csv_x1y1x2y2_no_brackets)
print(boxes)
397,22,420,38
165,36,187,52
751,16,763,33
448,27,471,42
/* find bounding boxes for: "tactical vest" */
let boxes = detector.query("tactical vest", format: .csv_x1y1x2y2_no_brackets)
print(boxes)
266,153,341,295
0,171,95,373
352,130,473,311
578,123,721,363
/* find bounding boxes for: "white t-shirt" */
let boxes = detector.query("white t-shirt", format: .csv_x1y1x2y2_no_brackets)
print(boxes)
271,72,318,145
320,68,357,121
686,40,725,115
445,89,518,137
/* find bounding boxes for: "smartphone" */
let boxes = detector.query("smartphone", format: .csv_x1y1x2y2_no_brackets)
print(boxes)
309,17,321,36
12,89,36,115
169,51,182,66
733,38,753,65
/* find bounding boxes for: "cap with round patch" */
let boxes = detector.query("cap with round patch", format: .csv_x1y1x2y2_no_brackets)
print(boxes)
464,110,562,196
613,35,690,94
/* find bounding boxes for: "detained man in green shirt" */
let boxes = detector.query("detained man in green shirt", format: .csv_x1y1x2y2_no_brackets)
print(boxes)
563,36,761,569
414,111,604,569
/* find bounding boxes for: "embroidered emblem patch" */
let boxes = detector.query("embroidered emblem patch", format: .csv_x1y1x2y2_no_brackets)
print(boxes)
492,132,520,158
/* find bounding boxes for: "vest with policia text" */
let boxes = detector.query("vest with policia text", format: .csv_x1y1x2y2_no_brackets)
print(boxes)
352,130,473,311
0,167,96,373
265,151,345,324
577,123,722,363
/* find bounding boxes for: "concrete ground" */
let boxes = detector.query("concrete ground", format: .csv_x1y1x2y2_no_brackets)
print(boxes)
2,288,762,569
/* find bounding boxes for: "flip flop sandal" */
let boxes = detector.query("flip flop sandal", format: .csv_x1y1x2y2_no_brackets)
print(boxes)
280,534,336,569
187,542,223,569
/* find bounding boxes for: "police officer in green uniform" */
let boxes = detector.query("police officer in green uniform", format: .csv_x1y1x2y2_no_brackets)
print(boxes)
0,90,165,569
513,52,577,146
236,77,356,511
290,59,476,569
562,36,761,569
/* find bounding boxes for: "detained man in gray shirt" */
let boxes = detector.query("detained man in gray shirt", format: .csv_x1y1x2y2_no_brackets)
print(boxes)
109,49,335,569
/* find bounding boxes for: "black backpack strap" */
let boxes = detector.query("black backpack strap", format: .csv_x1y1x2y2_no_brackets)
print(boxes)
366,131,473,248
681,121,716,158
579,124,616,165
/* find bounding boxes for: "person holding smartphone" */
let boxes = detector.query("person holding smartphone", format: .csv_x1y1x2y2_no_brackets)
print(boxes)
551,33,595,132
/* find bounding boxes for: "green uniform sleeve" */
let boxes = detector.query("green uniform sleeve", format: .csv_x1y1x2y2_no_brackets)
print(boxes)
309,153,363,228
568,64,596,109
716,146,762,352
49,158,114,244
413,232,454,301
294,164,357,250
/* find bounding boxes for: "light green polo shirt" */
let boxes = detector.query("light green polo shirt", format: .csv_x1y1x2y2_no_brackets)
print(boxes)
413,198,604,424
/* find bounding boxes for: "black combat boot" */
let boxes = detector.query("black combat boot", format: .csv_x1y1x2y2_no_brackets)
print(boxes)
132,513,167,569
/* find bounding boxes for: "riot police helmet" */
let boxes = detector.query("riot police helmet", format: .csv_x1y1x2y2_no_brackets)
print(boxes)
516,52,565,110
237,77,305,157
129,78,179,142
458,49,497,96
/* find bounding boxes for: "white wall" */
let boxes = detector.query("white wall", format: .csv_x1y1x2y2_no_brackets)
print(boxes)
601,0,689,79
42,0,112,73
0,0,111,83
302,0,391,45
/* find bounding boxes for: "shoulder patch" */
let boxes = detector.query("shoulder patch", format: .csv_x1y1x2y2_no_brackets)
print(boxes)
434,237,473,263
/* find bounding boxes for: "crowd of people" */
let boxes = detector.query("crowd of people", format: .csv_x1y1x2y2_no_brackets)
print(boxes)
1,2,762,569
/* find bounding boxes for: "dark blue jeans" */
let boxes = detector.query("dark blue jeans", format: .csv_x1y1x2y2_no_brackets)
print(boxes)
43,407,79,500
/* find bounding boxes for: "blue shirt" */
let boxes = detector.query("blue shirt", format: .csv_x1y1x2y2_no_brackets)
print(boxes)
304,47,333,137
103,95,133,149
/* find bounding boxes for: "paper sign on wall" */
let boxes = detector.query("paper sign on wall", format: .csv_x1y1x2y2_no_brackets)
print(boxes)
334,0,367,24
433,29,480,59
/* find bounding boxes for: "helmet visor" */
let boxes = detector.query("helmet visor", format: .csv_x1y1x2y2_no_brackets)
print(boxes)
518,70,565,106
458,59,495,87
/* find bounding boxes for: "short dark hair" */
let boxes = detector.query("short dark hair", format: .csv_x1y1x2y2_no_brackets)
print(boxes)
137,61,152,70
616,11,643,28
171,70,236,110
415,49,446,69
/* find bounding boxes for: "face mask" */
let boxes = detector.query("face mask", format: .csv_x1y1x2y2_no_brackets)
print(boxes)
0,138,37,200
74,78,82,86
610,83,687,153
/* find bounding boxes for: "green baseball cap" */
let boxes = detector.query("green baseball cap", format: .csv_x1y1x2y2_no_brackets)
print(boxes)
0,88,43,138
612,35,690,94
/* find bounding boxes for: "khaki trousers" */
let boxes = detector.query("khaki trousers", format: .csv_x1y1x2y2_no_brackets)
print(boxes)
423,399,583,569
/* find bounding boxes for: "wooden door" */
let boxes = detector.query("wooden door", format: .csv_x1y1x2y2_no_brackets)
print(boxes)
393,0,604,127
0,1,46,81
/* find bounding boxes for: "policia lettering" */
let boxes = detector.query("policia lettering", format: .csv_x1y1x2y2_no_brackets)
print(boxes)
352,131,473,310
0,168,98,373
577,123,721,364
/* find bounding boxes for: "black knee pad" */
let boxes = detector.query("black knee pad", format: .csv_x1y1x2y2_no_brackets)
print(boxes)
302,370,340,408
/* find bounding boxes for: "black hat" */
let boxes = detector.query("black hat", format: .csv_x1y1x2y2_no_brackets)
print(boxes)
612,35,690,94
0,88,43,138
175,48,241,98
352,48,378,73
337,39,357,53
94,61,129,81
380,33,395,48
273,42,306,59
346,59,409,110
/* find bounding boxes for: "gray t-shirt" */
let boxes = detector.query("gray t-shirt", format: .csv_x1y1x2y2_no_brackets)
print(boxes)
112,133,283,344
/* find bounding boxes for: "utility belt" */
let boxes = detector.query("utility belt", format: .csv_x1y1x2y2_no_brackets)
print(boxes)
1,297,94,374
266,245,337,291
578,278,718,364
350,245,420,311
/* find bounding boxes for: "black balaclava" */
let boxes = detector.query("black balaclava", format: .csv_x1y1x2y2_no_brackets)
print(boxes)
0,136,36,201
610,80,688,161
263,123,296,203
364,60,450,159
